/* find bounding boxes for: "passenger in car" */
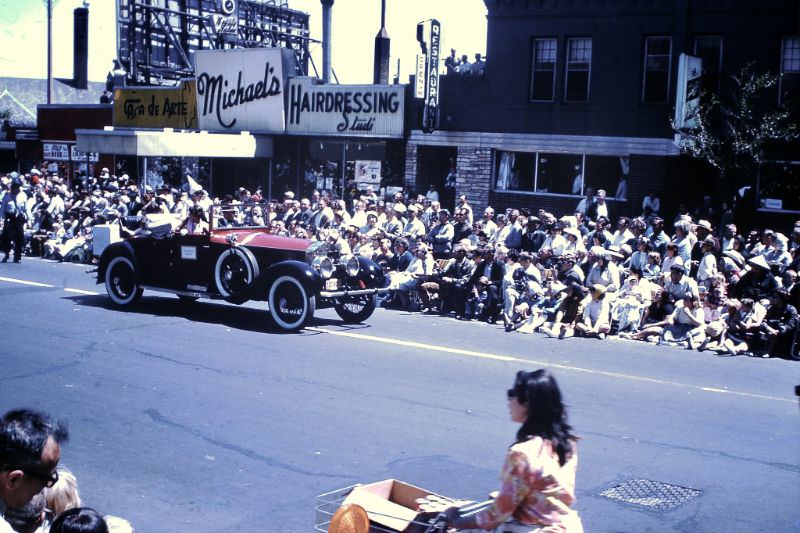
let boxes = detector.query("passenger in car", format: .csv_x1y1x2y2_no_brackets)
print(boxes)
177,206,209,236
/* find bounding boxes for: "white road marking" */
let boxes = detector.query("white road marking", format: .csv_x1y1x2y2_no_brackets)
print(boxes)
64,288,100,295
0,274,794,404
307,326,794,404
0,276,55,288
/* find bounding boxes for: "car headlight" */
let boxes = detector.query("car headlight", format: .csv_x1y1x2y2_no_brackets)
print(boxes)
345,255,360,277
313,256,334,279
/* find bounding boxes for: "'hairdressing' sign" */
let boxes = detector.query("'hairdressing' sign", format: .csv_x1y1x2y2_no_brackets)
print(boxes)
194,48,286,133
286,78,404,138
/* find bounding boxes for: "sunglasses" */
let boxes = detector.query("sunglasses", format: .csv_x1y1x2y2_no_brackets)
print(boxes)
506,388,518,399
3,465,59,488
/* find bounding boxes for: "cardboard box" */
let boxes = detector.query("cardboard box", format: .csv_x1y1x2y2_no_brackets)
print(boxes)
342,479,445,532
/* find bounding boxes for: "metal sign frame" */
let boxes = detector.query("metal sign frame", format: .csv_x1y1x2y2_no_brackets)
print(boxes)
117,0,314,87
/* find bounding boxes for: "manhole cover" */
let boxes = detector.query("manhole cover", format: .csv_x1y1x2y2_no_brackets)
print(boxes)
600,479,702,512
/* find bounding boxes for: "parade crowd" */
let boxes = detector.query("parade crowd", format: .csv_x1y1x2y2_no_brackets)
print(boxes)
2,165,800,360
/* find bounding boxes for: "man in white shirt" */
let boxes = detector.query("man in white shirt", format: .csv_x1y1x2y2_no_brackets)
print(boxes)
589,189,609,221
610,217,634,248
425,184,439,203
479,207,497,237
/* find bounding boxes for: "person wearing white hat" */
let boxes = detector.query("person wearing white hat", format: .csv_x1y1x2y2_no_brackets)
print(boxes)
733,254,779,301
402,204,426,240
563,226,586,257
575,284,611,339
764,232,792,269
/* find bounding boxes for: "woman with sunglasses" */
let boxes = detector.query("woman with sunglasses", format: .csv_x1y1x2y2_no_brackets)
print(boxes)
445,370,583,532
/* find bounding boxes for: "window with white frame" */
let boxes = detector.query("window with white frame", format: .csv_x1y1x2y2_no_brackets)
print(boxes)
642,36,672,103
531,38,557,101
780,36,800,104
495,151,581,195
565,38,592,102
494,152,629,198
694,35,723,94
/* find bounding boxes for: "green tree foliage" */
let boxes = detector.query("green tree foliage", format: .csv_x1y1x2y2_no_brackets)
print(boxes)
673,63,799,183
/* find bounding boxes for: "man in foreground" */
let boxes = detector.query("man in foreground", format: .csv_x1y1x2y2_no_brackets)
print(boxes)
0,409,69,532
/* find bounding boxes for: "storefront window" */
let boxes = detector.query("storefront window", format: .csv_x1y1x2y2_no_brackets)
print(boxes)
495,151,534,192
140,156,212,192
495,151,629,198
536,153,583,194
585,155,628,199
758,161,800,212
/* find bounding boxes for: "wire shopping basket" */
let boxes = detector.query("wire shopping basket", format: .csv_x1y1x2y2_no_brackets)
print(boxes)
314,483,491,533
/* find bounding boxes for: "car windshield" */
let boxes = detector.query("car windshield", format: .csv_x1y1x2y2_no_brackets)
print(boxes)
211,202,273,230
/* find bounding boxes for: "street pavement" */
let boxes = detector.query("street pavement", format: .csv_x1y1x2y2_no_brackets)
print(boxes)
1,257,798,532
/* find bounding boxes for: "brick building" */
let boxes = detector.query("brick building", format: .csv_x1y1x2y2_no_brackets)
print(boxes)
406,0,800,221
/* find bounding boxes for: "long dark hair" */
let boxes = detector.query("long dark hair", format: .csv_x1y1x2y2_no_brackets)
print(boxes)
49,507,108,533
510,369,576,466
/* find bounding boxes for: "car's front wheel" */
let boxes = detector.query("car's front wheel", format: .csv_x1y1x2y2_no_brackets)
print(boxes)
268,275,316,331
334,294,377,323
104,256,143,306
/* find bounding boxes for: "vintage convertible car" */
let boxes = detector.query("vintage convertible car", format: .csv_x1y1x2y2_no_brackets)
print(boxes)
95,206,387,331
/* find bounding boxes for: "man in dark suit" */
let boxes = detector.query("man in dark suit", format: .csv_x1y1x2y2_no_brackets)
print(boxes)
521,216,546,253
432,244,476,317
468,246,505,322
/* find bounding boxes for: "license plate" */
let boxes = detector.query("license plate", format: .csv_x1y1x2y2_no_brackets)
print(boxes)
325,279,339,291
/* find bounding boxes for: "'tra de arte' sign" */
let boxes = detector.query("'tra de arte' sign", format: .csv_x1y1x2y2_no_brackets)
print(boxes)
286,78,404,138
194,48,285,134
113,81,197,129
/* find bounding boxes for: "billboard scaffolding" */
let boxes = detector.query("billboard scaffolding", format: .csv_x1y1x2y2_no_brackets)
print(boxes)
117,0,315,86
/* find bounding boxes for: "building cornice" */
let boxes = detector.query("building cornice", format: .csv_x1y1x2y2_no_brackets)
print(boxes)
409,130,681,157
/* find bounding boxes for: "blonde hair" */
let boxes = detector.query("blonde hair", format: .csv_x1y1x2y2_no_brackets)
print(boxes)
43,467,81,515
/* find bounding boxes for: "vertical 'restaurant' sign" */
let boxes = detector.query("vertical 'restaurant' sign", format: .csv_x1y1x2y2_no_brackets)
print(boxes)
422,19,440,133
194,48,285,133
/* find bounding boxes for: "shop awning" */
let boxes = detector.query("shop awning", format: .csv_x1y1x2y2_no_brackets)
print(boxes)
75,128,273,158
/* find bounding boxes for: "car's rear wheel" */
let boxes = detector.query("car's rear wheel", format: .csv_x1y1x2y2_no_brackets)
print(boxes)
334,294,377,323
214,247,258,299
105,256,143,306
268,275,315,331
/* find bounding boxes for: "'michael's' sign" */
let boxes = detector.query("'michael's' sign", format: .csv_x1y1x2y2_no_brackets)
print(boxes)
194,48,288,133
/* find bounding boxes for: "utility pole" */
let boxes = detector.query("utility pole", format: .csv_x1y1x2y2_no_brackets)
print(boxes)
47,0,53,104
373,0,390,84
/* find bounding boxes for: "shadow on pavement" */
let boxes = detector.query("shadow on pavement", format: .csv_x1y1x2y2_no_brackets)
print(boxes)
64,294,374,335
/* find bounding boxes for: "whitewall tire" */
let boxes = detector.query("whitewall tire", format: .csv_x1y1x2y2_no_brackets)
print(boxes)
105,256,143,306
268,275,316,331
